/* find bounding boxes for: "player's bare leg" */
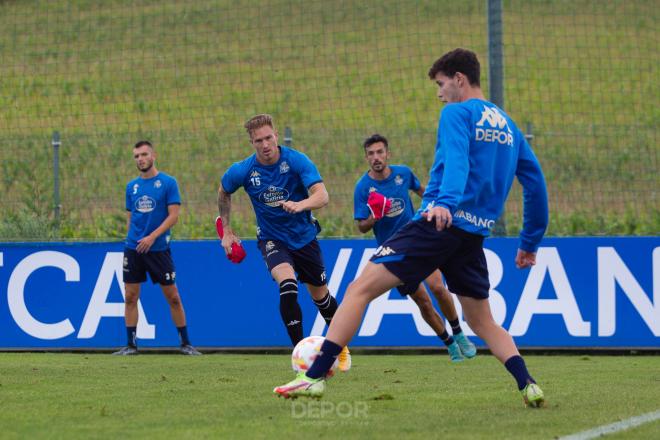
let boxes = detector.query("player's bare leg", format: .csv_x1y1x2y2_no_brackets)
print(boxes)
324,262,401,347
274,262,401,398
409,286,447,334
307,282,351,371
161,284,186,327
426,270,477,358
306,282,328,302
113,283,141,355
271,262,296,284
161,284,200,355
459,295,543,407
458,296,516,362
409,286,463,362
124,282,141,326
425,270,458,321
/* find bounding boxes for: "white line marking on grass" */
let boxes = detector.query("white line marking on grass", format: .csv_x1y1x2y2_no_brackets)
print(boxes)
559,410,660,440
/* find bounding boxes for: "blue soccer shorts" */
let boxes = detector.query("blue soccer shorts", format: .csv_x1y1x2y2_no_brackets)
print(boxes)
258,238,327,286
123,248,176,286
370,220,490,299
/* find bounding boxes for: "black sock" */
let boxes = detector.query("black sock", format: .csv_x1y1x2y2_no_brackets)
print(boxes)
306,339,343,379
438,330,454,346
126,326,137,348
177,326,190,346
313,291,338,325
504,355,536,390
279,279,303,346
449,318,463,336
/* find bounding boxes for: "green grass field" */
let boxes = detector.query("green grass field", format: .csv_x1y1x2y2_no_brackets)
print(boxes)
0,0,658,240
1,353,659,439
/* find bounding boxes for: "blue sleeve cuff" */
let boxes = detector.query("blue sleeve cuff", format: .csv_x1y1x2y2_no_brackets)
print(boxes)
306,179,323,189
518,238,539,253
433,201,454,213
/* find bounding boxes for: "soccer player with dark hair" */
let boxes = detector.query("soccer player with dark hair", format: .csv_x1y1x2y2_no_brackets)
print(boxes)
275,49,549,408
354,133,476,362
114,140,201,356
218,114,351,371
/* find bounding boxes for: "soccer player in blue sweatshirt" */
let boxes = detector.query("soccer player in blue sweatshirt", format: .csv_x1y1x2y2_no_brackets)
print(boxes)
218,114,350,371
275,49,549,408
114,141,200,356
354,133,476,362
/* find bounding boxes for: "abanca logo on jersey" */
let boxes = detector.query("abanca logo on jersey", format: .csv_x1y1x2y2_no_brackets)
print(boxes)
454,209,495,229
476,106,513,146
135,195,156,213
260,186,290,207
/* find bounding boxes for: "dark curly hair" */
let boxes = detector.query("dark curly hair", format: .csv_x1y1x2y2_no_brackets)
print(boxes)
428,48,481,86
362,133,389,151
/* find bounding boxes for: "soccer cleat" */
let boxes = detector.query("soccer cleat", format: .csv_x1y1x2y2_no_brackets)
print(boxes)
338,346,352,372
112,346,138,356
447,341,464,363
454,332,477,358
273,373,325,399
521,383,545,408
180,344,202,356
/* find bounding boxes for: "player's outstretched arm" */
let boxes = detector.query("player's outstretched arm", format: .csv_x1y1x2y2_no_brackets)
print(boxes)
515,140,549,255
280,182,329,214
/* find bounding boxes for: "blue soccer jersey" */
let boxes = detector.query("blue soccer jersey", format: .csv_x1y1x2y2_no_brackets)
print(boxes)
221,146,323,250
125,172,181,251
414,98,548,252
354,165,421,245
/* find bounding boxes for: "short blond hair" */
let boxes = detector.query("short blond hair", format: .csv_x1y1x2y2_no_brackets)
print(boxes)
244,114,275,138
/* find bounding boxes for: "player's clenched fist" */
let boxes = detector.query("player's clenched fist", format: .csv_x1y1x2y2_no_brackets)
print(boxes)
280,200,305,214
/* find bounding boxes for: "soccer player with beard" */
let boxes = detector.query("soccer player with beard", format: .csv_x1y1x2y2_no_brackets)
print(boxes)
275,49,548,408
114,140,201,356
354,133,477,362
218,114,351,371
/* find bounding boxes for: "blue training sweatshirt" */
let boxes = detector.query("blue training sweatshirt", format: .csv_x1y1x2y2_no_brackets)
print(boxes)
414,98,548,252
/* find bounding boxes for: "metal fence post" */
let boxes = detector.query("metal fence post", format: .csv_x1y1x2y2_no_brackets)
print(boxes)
284,126,292,147
488,0,506,236
525,122,534,145
52,131,61,226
